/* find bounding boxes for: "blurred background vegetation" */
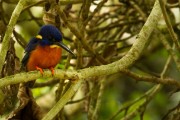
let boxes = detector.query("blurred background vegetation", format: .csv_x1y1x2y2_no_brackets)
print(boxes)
0,0,180,120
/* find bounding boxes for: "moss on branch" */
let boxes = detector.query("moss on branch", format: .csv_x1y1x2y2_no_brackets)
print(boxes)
0,0,27,74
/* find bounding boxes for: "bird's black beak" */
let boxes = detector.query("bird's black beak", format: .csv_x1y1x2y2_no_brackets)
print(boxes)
55,42,75,56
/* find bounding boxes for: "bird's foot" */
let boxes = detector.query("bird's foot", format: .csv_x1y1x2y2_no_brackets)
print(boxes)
36,66,44,75
49,67,55,76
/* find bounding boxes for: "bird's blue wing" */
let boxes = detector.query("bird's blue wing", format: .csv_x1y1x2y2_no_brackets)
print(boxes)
25,37,39,52
21,37,39,66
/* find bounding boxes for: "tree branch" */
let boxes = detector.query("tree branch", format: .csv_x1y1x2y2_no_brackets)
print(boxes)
158,0,180,50
0,0,27,74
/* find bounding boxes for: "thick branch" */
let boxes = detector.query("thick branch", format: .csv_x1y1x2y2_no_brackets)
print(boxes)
0,70,77,88
0,67,179,89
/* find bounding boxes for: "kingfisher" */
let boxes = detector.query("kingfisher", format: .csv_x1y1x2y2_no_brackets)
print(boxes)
22,24,75,75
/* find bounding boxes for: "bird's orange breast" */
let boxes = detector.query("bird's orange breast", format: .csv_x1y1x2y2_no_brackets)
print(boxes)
27,45,62,71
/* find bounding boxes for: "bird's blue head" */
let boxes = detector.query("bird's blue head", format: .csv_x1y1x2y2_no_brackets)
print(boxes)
36,24,75,55
37,24,62,46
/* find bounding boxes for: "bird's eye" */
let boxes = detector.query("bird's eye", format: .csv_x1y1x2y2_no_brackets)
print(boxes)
47,36,56,42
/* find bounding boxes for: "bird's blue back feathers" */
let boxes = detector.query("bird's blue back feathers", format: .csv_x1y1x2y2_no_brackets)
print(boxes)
25,37,39,52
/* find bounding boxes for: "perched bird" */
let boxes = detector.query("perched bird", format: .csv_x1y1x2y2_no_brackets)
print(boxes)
22,24,75,75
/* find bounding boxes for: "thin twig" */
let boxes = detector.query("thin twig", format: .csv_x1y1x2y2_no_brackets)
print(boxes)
159,0,180,50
